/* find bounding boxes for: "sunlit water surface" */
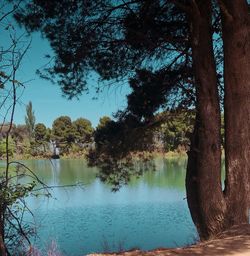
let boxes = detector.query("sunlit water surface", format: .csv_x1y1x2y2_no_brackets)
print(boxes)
19,158,197,255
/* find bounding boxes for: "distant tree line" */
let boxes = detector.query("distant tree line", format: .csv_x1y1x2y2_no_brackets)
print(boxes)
0,108,197,159
0,115,95,159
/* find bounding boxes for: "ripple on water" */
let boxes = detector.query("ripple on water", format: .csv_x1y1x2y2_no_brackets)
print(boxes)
29,201,197,256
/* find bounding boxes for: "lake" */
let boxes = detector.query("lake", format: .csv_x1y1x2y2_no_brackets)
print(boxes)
20,158,197,255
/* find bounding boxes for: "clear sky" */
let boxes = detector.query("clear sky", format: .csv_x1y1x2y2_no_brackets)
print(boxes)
3,27,130,128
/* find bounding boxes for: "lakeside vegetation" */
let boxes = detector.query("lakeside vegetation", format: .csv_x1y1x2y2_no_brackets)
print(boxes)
0,103,195,160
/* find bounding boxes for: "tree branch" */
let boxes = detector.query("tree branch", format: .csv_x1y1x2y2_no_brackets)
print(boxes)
0,0,22,22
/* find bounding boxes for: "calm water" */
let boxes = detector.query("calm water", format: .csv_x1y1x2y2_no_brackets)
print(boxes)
20,158,196,255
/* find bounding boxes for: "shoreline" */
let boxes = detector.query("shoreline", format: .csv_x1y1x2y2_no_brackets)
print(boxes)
88,224,250,256
0,150,188,162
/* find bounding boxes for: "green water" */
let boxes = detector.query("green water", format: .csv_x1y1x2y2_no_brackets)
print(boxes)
20,158,196,255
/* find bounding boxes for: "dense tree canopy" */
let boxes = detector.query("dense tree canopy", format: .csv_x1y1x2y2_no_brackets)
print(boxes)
0,113,189,160
34,123,47,143
51,116,75,152
96,116,112,130
14,0,195,105
159,110,194,152
73,118,94,144
0,115,97,159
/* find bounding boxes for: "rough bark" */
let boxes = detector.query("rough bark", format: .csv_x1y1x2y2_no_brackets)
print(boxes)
186,0,227,240
220,0,250,225
187,0,250,239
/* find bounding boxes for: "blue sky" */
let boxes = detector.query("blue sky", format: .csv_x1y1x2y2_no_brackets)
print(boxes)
2,27,130,128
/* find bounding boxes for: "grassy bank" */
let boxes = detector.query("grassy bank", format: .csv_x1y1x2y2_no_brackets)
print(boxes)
1,150,188,161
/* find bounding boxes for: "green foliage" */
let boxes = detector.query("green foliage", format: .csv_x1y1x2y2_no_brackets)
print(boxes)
96,116,112,130
88,114,157,190
7,115,94,158
52,116,76,153
72,118,94,144
34,123,47,143
10,125,30,157
25,101,36,140
5,111,203,162
88,110,195,190
159,110,195,152
0,162,49,252
14,0,194,103
16,138,31,157
46,127,51,141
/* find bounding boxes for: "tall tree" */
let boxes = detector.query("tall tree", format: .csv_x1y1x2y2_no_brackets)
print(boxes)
25,101,36,140
52,116,76,153
34,123,47,143
96,116,112,130
185,0,225,238
72,118,94,144
14,0,250,240
219,0,250,227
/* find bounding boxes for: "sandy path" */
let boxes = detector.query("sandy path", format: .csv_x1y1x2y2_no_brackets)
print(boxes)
88,224,250,256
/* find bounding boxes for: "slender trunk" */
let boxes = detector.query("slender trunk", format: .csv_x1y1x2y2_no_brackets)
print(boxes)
186,0,226,240
220,0,250,224
0,237,6,256
0,217,6,256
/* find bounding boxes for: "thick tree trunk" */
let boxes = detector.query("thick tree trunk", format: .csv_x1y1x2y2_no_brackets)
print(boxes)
187,0,250,240
220,0,250,225
186,1,226,240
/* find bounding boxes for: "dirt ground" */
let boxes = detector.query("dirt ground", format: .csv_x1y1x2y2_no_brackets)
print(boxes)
88,224,250,256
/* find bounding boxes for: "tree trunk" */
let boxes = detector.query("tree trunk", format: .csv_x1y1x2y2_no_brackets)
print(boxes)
0,216,6,256
220,0,250,225
187,0,250,240
0,236,6,256
186,0,226,240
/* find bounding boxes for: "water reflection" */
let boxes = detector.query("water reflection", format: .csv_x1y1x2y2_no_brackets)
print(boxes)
137,157,187,190
24,158,187,190
24,159,98,186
